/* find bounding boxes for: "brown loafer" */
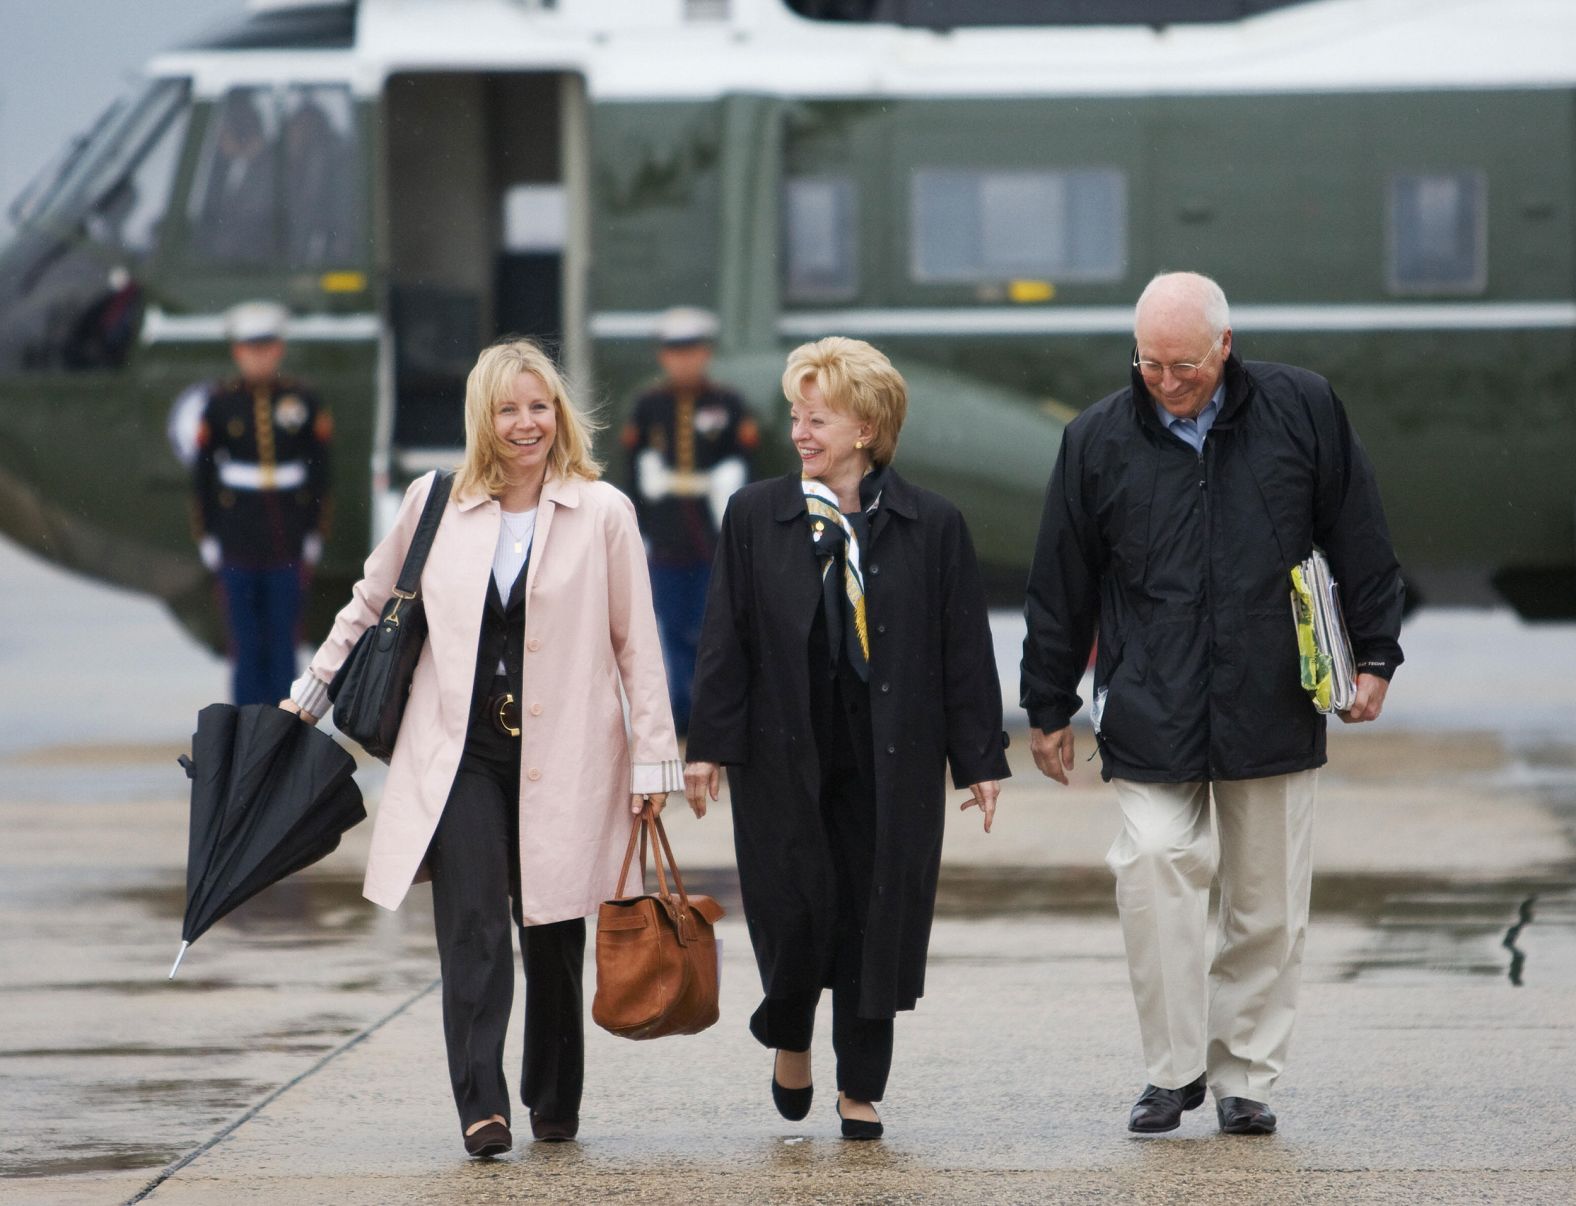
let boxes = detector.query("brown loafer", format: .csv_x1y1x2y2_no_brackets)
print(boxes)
463,1120,512,1158
529,1110,579,1141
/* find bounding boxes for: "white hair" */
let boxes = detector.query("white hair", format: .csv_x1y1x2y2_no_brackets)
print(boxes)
1135,272,1231,337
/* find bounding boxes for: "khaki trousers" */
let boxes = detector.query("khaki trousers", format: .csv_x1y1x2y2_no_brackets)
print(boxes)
1106,770,1317,1101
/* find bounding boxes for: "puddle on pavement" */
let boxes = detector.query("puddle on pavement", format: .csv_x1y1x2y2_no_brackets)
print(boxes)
96,861,1576,994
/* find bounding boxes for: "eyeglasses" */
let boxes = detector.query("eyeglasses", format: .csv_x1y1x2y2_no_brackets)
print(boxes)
1133,334,1224,383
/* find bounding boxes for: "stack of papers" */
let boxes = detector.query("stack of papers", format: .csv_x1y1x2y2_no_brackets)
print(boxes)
1289,548,1356,714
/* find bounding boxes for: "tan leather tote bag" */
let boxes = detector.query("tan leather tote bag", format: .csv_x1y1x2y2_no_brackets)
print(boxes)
592,809,724,1040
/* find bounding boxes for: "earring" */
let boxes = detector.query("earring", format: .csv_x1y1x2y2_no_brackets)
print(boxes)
855,440,865,449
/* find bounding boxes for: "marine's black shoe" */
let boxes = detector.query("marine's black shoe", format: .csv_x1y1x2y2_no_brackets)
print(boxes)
1127,1072,1207,1133
1216,1096,1277,1134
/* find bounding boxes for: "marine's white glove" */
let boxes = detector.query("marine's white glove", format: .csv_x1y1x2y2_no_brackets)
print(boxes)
708,458,747,530
635,449,674,501
199,535,222,572
301,532,323,568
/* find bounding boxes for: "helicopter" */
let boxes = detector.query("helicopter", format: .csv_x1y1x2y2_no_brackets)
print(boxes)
0,0,1571,653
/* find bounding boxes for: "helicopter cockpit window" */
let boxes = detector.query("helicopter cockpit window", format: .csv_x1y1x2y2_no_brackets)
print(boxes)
0,77,191,373
1387,171,1486,295
784,176,859,302
910,167,1126,284
186,84,363,269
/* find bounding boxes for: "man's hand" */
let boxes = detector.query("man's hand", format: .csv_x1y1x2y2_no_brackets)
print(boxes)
1030,726,1075,785
1338,673,1389,724
960,780,1000,832
683,760,721,819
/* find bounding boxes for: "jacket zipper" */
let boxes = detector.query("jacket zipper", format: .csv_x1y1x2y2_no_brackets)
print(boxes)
1199,443,1217,779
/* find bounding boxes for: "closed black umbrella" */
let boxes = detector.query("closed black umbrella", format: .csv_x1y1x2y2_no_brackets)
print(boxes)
170,703,365,977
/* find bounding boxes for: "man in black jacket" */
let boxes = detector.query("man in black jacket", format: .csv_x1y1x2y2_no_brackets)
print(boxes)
1021,272,1404,1137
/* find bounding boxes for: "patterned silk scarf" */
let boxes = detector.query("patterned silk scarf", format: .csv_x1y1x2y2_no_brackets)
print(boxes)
802,472,881,680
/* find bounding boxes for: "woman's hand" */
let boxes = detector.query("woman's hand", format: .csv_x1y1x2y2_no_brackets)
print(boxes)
961,780,1000,833
278,699,318,726
631,792,668,816
684,761,721,819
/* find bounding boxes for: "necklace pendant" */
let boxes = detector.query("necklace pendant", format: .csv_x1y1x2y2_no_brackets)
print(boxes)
513,540,523,553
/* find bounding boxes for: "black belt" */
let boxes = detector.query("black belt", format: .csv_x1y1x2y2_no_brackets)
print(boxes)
477,676,521,737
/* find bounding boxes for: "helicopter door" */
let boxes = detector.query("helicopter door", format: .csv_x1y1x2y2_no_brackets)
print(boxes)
381,72,588,480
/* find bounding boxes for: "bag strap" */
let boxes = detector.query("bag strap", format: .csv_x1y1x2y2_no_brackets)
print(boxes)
647,812,690,910
613,808,694,922
393,471,455,600
614,809,651,899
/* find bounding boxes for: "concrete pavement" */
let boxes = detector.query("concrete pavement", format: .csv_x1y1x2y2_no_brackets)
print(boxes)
2,539,1575,1204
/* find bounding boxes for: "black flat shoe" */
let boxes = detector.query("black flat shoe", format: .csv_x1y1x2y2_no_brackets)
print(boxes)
772,1051,813,1121
528,1110,579,1141
1127,1072,1207,1133
1217,1096,1277,1135
463,1120,512,1158
836,1097,883,1140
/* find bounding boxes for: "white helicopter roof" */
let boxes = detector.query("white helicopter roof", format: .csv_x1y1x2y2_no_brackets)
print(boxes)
149,0,1576,99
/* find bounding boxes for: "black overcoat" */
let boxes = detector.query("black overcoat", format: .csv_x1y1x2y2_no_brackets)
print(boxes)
687,470,1010,1018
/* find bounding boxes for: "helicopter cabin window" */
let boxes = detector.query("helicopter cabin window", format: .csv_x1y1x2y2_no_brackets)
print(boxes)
0,77,191,373
910,168,1125,284
1388,172,1486,294
187,84,361,269
784,176,858,302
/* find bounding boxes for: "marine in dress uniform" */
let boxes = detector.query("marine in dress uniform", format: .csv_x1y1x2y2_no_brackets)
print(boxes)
623,307,757,732
192,301,332,706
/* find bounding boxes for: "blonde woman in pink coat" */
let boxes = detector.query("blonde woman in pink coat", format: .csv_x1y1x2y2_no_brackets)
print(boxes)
280,339,686,1158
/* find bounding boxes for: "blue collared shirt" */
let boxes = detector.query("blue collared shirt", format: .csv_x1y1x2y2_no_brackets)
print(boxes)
1153,383,1224,454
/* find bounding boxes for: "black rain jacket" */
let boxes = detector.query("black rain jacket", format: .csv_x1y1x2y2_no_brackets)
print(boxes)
1021,352,1405,783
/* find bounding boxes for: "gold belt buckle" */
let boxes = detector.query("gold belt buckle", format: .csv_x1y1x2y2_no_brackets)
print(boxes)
498,692,521,737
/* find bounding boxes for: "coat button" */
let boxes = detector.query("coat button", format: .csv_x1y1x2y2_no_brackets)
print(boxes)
886,744,896,755
527,767,542,781
869,563,880,575
880,682,890,693
527,638,542,652
529,703,543,717
876,623,886,634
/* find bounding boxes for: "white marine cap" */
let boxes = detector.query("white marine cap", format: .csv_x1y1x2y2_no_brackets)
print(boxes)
656,306,719,346
225,300,290,344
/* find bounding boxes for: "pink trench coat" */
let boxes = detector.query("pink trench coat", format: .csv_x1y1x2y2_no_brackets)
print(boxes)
302,470,682,924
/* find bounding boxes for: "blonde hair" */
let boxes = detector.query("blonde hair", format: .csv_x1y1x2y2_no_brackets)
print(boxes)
781,337,908,467
455,338,602,499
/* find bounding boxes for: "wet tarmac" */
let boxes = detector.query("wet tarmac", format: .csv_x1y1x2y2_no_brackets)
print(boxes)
2,539,1575,1203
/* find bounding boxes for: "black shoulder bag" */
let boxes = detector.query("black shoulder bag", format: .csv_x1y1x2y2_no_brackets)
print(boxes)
328,471,454,763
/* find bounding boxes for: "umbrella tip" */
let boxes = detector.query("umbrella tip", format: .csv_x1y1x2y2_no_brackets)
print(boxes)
168,941,190,979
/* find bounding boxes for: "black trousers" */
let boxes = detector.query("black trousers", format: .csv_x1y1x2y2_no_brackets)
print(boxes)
425,697,584,1131
749,659,893,1103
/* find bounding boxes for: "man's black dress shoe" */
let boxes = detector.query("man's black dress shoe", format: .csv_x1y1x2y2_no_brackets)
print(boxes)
1217,1096,1277,1135
1127,1072,1207,1133
463,1120,512,1157
528,1110,579,1141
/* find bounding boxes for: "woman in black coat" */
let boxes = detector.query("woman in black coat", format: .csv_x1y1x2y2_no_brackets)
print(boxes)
683,337,1009,1139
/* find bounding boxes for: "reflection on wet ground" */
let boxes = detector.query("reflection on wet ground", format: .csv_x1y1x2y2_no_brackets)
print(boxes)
7,875,1575,1184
